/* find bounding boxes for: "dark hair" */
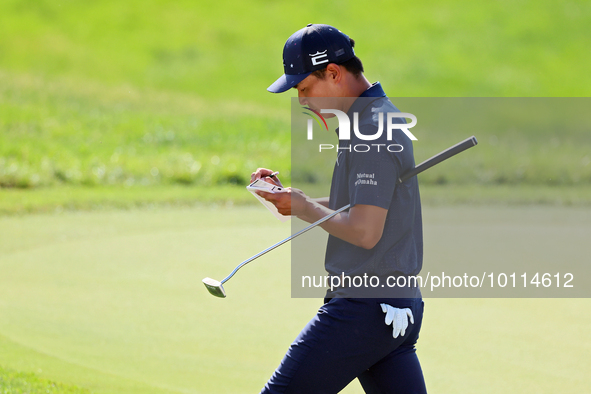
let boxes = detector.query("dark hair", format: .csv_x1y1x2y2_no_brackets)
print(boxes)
312,38,364,79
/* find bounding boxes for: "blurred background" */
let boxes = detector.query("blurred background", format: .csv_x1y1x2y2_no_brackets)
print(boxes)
0,1,590,393
1,0,590,211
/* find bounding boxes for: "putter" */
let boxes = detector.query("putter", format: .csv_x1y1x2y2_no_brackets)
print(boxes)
203,136,478,298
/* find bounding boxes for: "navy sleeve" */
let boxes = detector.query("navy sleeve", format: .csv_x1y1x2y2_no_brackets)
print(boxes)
348,149,399,210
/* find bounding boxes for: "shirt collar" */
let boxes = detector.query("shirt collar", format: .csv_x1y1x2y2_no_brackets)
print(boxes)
346,82,386,117
360,81,386,98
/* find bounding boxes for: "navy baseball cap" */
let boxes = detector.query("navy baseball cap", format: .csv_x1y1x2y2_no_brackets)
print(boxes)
267,24,356,93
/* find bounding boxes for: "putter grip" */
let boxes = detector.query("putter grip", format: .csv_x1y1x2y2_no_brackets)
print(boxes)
398,136,478,184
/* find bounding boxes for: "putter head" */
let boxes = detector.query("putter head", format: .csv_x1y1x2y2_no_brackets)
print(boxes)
202,277,226,298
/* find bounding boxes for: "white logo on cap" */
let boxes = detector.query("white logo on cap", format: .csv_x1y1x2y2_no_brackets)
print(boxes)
309,50,329,66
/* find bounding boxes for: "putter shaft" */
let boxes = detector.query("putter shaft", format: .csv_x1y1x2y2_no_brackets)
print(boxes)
220,204,351,285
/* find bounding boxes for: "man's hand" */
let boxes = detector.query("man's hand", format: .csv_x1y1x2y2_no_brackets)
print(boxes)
250,168,283,187
380,304,414,338
248,169,387,250
257,187,308,217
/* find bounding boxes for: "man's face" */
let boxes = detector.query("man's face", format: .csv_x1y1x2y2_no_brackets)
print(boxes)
294,72,342,116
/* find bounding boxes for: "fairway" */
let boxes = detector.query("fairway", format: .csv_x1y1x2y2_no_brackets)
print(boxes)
0,205,589,393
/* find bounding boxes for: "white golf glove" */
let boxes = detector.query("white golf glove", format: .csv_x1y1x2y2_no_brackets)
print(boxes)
380,303,414,338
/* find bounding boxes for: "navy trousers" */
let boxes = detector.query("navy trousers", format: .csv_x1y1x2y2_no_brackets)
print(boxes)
261,297,427,394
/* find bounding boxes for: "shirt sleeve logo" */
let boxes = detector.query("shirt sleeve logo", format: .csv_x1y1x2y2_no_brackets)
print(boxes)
355,173,378,186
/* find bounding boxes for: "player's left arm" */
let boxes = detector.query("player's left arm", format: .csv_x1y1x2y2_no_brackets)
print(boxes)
257,189,387,250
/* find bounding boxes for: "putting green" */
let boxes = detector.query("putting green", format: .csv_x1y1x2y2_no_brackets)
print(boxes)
0,205,589,393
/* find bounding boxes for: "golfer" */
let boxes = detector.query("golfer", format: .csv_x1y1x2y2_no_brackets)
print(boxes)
252,24,427,393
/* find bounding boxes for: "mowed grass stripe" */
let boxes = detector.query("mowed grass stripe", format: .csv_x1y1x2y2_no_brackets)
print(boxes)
0,207,304,393
0,206,590,393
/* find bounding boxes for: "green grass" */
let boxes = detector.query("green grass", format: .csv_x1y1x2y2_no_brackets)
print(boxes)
0,365,90,394
1,1,590,391
1,0,591,195
1,183,590,216
0,206,589,393
0,184,251,215
0,71,289,189
2,70,591,203
1,0,589,98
